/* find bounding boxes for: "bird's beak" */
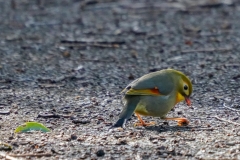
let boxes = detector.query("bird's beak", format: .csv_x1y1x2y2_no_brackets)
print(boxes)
185,96,191,106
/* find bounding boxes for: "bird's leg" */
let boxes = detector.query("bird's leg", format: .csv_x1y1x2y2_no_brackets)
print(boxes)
163,117,189,126
134,113,155,127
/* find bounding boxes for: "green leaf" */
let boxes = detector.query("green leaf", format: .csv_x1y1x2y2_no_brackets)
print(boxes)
15,122,51,133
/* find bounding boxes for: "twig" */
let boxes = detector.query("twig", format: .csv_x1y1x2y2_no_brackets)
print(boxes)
0,152,18,160
0,110,11,115
180,46,232,53
72,119,90,124
62,43,120,48
38,83,65,88
200,30,240,36
79,59,115,63
60,40,125,48
38,113,72,118
223,103,240,115
214,116,240,126
9,153,52,157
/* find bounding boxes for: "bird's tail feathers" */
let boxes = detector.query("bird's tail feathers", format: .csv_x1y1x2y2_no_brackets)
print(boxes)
110,95,140,129
110,118,127,129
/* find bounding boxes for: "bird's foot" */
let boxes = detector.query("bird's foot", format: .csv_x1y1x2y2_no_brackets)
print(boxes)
163,117,189,126
134,113,156,127
177,118,189,126
134,121,156,127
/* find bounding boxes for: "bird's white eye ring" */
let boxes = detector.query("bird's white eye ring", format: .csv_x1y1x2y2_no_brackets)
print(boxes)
184,85,188,90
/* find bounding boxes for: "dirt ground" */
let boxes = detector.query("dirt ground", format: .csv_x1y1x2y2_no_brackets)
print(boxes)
0,0,240,159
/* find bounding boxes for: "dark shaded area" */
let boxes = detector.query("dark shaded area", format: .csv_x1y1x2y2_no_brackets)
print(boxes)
0,0,240,159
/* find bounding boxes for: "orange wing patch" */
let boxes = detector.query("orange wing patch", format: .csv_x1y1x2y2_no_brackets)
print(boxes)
126,87,161,96
150,87,160,95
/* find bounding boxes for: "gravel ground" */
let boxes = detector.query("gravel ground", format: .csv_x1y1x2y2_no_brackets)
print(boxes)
0,0,240,159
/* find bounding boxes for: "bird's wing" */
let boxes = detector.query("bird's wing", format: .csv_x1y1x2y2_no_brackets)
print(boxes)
124,71,174,96
126,87,161,95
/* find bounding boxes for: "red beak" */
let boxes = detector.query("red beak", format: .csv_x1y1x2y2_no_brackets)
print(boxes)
185,97,191,106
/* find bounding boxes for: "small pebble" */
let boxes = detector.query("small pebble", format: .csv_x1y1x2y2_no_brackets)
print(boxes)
96,149,105,157
71,134,77,140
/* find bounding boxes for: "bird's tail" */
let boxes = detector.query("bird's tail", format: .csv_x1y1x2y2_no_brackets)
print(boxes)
110,95,140,129
111,118,127,128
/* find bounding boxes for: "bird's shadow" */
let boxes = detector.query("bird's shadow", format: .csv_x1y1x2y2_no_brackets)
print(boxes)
138,125,213,133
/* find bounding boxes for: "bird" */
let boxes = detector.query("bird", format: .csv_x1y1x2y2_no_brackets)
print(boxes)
111,69,192,128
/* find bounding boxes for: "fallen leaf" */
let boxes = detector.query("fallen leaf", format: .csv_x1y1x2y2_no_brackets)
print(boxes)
15,122,50,133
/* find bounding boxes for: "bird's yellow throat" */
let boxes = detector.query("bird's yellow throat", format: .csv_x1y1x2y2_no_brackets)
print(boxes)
176,92,185,105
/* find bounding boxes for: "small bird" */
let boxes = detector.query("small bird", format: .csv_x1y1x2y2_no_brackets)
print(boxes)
112,69,192,128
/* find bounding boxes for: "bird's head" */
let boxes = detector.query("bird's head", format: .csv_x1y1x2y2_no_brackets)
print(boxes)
170,69,192,106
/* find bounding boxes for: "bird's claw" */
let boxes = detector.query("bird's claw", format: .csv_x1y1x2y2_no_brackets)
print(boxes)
177,118,189,126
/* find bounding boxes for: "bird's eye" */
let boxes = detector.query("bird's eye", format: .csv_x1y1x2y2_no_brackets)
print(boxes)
184,85,188,90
